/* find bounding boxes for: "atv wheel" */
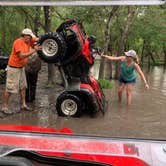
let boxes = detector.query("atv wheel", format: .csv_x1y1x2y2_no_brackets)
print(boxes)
37,32,66,63
56,94,82,117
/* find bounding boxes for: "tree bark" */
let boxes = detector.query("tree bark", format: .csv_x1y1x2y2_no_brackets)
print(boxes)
0,8,7,50
149,52,155,64
34,6,41,36
141,39,145,65
115,7,137,79
148,50,151,70
163,45,166,69
98,6,119,79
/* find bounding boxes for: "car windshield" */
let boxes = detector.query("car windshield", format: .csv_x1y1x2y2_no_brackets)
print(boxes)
0,128,166,166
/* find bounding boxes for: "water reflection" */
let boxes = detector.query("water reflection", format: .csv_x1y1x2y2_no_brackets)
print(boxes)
0,61,166,139
88,60,166,139
91,60,166,97
161,70,166,96
91,59,100,79
148,67,166,96
36,91,58,127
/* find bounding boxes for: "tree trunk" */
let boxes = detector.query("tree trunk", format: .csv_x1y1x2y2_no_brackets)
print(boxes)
0,8,6,50
115,7,137,79
141,39,145,65
34,6,41,36
163,45,166,70
43,6,56,85
98,6,119,79
145,43,156,68
149,52,156,64
148,50,151,70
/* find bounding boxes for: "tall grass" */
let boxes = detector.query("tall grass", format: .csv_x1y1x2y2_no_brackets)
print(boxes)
98,79,115,89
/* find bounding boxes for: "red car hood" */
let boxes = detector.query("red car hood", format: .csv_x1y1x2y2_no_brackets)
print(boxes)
0,125,166,166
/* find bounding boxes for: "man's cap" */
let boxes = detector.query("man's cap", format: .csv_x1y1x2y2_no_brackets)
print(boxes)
124,50,136,58
22,28,35,38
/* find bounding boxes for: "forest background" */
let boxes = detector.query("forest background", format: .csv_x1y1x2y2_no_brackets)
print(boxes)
0,5,165,82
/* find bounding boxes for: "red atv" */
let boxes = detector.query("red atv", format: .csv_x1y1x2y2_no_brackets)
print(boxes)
38,19,107,117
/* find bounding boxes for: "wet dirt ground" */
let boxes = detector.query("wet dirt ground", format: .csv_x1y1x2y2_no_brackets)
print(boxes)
0,63,166,140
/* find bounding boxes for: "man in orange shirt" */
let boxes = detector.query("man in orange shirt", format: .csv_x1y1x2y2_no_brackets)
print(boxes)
1,28,41,114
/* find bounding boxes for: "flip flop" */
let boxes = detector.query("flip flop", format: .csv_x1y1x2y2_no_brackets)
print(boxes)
0,112,6,118
21,106,33,111
1,108,13,115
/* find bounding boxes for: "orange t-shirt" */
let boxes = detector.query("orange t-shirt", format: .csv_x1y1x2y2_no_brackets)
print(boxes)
8,37,37,67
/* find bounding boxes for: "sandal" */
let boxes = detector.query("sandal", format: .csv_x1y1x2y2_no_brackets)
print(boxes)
21,106,33,111
0,112,6,118
1,108,13,115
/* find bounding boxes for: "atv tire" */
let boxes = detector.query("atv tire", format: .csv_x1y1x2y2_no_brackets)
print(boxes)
56,93,82,117
37,32,66,63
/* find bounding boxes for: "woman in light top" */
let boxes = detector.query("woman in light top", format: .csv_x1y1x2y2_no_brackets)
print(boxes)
101,50,149,105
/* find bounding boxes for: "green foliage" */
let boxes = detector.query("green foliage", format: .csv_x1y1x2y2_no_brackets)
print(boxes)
98,79,115,89
128,6,165,55
0,6,37,54
151,60,164,66
0,5,165,65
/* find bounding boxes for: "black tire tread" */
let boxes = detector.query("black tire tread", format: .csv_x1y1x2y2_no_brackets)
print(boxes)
37,32,66,63
56,93,82,117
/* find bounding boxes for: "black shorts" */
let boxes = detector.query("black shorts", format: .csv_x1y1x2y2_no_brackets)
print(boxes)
119,77,136,84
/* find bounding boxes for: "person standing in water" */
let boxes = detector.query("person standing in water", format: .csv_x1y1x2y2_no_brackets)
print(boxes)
1,28,41,114
101,50,149,105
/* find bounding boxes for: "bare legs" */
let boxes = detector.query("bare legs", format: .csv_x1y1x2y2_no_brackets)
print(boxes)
2,88,28,111
20,88,27,108
2,90,11,110
118,84,125,103
118,83,133,105
126,84,133,105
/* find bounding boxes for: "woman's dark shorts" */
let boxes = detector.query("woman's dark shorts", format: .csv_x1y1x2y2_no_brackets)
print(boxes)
119,77,136,84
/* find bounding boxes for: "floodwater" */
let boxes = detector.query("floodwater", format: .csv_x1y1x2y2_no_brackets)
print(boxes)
0,62,166,140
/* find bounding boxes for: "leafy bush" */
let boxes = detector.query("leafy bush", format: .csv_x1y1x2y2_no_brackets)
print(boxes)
98,79,115,89
151,60,164,66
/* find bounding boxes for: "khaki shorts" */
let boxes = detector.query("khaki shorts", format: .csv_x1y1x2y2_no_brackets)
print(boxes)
6,66,27,93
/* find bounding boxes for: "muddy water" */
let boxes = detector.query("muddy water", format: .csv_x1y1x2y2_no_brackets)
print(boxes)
0,63,166,139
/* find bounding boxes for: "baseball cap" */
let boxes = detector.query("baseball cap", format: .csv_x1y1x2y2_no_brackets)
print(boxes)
22,28,35,38
124,50,136,58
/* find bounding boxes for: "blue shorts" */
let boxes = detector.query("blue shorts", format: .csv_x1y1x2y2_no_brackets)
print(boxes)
119,77,136,84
